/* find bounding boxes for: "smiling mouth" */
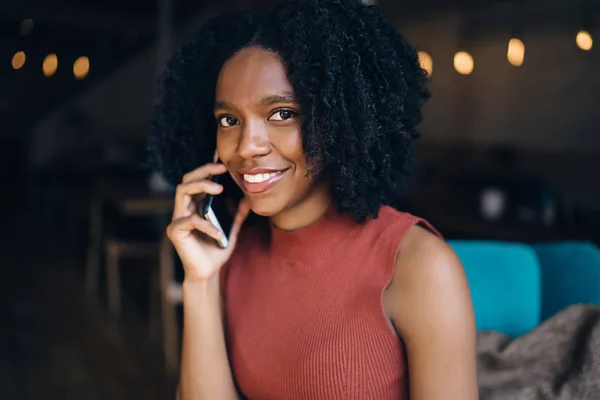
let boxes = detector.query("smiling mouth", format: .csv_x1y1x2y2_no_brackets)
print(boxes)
238,168,289,194
242,170,285,183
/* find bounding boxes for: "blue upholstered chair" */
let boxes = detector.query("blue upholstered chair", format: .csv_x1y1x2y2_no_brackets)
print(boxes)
448,241,541,337
532,241,600,321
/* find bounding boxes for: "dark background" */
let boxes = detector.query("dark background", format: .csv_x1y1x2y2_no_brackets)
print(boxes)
1,0,598,398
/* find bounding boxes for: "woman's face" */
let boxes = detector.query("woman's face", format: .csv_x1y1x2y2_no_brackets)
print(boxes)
214,46,329,219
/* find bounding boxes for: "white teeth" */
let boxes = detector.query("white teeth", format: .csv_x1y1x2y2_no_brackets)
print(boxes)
243,171,282,183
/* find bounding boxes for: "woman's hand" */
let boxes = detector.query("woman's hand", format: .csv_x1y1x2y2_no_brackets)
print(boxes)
166,163,250,282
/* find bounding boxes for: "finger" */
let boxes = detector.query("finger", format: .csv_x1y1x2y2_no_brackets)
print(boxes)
227,198,251,249
181,163,227,184
167,214,224,242
172,180,223,220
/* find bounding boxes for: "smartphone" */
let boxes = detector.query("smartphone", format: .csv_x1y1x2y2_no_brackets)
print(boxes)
201,174,235,248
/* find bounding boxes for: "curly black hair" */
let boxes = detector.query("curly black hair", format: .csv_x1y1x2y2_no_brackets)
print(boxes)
147,0,430,222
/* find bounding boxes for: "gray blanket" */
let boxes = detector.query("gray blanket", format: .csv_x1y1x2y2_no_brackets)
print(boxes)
477,304,600,400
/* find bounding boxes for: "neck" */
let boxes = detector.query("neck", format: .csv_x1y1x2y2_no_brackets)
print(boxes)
269,180,332,231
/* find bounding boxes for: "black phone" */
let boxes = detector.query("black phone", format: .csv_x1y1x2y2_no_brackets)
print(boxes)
201,174,235,248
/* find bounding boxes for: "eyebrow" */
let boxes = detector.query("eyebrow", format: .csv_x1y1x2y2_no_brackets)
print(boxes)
257,93,297,107
214,92,298,111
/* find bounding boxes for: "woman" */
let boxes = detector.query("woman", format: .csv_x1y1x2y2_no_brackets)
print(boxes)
148,0,478,398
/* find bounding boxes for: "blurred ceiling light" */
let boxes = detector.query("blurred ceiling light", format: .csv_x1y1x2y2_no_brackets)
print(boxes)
417,51,433,76
576,30,593,51
20,19,34,36
43,54,58,77
12,51,26,70
361,0,377,4
454,51,474,75
507,38,525,66
73,56,90,80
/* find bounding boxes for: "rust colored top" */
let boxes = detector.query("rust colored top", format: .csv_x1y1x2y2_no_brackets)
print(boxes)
222,205,438,399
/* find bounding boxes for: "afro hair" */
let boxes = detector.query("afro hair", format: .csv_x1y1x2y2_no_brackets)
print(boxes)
148,0,430,222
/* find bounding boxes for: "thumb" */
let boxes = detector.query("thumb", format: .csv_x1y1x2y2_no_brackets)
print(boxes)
227,198,251,249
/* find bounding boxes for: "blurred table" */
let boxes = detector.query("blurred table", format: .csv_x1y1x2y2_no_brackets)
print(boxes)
84,180,173,299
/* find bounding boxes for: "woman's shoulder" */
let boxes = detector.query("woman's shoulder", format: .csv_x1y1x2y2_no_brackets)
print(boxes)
367,206,463,294
375,206,451,272
383,210,470,336
348,206,445,277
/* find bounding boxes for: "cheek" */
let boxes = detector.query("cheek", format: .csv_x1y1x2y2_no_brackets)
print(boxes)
216,132,237,161
273,126,306,168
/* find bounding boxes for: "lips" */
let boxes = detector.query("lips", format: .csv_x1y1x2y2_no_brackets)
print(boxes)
236,167,289,194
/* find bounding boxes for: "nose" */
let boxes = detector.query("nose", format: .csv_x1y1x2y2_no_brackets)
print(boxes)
236,119,271,159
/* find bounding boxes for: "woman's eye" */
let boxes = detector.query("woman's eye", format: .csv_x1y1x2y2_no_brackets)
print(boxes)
219,116,238,127
268,109,297,121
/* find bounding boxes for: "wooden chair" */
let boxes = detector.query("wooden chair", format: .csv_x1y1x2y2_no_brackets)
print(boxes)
104,196,172,318
84,180,182,372
84,184,173,317
105,240,161,317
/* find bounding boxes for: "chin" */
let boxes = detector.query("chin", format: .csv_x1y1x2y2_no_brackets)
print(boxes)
247,197,286,218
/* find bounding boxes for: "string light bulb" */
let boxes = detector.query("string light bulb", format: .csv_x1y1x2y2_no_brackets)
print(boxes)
12,51,26,70
507,38,525,66
576,30,593,51
43,53,58,77
417,51,433,76
73,56,90,80
454,51,474,75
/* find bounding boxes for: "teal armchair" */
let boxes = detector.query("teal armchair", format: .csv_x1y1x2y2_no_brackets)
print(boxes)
449,240,600,337
449,241,541,337
532,241,600,321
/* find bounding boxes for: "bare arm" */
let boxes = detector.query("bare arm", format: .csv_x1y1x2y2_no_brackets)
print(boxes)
178,277,240,400
166,164,251,400
386,226,479,399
